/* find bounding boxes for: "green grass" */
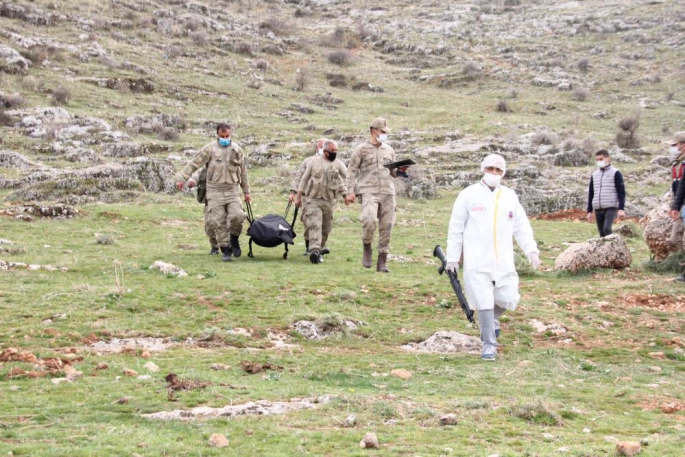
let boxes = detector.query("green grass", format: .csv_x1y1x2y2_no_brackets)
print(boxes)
1,186,684,455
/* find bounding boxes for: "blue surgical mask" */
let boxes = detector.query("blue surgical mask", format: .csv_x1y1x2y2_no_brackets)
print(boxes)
218,138,231,147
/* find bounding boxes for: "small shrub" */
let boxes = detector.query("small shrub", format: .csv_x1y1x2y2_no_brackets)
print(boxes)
22,76,38,92
326,73,347,87
503,0,521,5
247,76,263,90
510,401,562,426
665,91,675,102
157,126,180,141
616,113,641,149
295,68,309,92
96,234,115,245
255,58,268,72
496,100,512,113
506,86,519,99
166,45,182,59
100,55,119,69
52,86,72,105
463,61,481,81
0,109,13,127
328,50,353,66
644,251,685,274
576,57,590,72
236,42,254,56
185,17,203,32
356,21,374,40
191,32,208,46
571,87,589,102
2,93,25,109
259,17,295,36
531,131,558,146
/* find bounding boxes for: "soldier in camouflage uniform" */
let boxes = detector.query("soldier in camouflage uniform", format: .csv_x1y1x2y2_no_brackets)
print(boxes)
175,123,251,262
288,138,327,255
186,167,219,255
296,140,347,264
344,117,398,273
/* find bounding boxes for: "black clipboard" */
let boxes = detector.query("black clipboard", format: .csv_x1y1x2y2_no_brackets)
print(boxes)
383,159,416,170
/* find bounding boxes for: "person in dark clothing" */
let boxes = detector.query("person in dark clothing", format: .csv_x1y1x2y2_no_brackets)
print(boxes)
668,132,685,253
586,149,626,237
668,132,685,283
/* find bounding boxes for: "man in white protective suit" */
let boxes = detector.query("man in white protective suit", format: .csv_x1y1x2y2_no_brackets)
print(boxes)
445,154,541,361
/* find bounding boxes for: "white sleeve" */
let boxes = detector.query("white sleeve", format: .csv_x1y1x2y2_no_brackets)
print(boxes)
446,191,469,263
513,200,539,256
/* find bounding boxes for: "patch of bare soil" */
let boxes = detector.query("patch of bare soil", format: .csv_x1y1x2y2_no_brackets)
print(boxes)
240,360,283,374
638,395,685,417
618,294,685,313
533,209,587,221
141,396,334,421
1,347,83,379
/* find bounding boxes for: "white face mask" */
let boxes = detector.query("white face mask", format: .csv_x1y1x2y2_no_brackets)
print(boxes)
596,160,607,169
317,148,324,156
482,173,502,188
670,146,681,160
377,133,388,143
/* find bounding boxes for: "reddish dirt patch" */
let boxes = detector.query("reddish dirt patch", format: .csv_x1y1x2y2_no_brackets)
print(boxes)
533,209,587,221
638,395,685,415
618,294,685,312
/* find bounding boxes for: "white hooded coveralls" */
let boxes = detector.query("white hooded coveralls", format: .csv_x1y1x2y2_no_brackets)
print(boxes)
446,181,539,311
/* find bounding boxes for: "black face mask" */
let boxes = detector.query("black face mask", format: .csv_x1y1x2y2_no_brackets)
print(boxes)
326,152,337,161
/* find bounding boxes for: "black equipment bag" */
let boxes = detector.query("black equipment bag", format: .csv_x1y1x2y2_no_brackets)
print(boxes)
245,202,298,259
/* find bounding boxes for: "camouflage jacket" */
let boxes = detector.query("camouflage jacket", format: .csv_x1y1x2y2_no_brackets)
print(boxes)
345,140,397,196
290,155,317,193
176,141,250,195
298,156,347,201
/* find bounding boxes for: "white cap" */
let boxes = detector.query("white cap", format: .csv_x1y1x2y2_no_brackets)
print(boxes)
480,154,507,173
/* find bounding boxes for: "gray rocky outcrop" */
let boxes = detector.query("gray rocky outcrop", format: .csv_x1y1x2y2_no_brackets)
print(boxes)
641,201,678,262
554,234,632,272
0,44,30,73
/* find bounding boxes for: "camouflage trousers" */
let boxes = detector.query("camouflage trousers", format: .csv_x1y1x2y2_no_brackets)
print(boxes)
671,215,684,251
359,193,396,254
300,195,310,241
307,198,334,251
206,191,245,247
203,204,218,248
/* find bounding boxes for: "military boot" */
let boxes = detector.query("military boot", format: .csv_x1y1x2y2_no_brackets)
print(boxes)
220,246,232,262
230,235,241,258
209,246,219,255
362,243,372,268
309,249,323,264
303,240,310,256
376,252,389,273
321,247,330,255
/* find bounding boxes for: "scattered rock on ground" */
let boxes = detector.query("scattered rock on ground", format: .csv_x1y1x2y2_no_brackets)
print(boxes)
529,319,568,336
401,331,481,354
439,414,458,426
616,441,641,456
151,261,187,277
210,363,231,371
208,434,229,448
142,396,333,421
641,201,678,262
359,432,379,449
390,369,412,380
291,317,358,339
554,234,632,272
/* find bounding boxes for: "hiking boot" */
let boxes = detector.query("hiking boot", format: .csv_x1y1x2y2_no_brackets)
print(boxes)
481,346,496,362
376,252,389,273
321,247,330,255
363,243,372,268
220,246,232,262
303,240,310,256
209,247,219,255
309,249,323,264
230,235,241,258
